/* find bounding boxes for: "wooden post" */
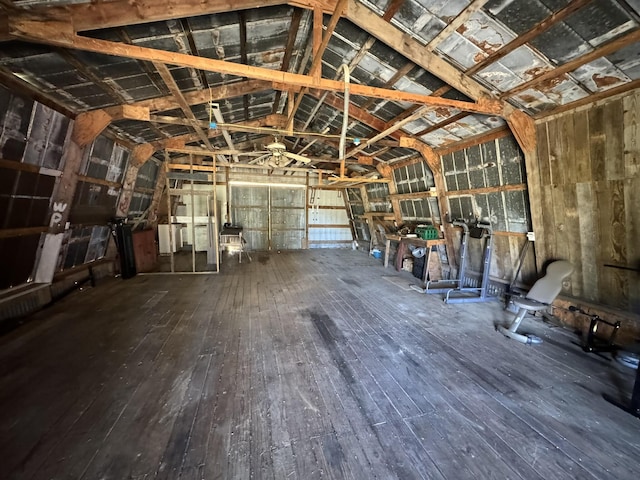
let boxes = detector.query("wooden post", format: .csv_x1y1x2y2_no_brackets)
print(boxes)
398,136,458,272
35,121,88,283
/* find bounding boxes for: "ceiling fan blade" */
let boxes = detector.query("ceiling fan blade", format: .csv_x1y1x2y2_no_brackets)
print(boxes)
283,152,311,163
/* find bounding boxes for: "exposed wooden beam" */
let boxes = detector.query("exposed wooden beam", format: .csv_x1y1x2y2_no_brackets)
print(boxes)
132,143,156,166
505,107,536,154
346,0,496,103
389,191,437,201
180,18,209,90
382,0,405,21
147,115,291,153
7,22,502,115
503,28,640,98
147,114,288,131
152,61,213,149
310,0,347,78
118,28,171,97
309,90,401,139
0,0,299,41
56,48,130,104
71,109,112,147
444,183,527,197
106,80,271,117
414,112,469,138
313,6,323,65
434,126,510,156
272,8,304,114
358,61,415,111
466,0,593,76
346,105,432,159
288,0,349,124
426,0,490,51
238,11,250,121
77,174,122,190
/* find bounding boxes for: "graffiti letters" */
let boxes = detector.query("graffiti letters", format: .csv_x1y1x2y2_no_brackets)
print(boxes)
49,202,68,227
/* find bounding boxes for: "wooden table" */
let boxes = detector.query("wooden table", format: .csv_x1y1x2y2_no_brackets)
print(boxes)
384,235,446,281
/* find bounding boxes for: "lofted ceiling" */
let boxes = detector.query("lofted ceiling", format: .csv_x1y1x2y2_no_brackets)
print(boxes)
0,0,639,174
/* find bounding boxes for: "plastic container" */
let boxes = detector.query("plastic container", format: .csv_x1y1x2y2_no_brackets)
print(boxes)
415,225,439,240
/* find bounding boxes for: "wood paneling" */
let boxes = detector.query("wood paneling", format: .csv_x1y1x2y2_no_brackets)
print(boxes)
532,89,640,313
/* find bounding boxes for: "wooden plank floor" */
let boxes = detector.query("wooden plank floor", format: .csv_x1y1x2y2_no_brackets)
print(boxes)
1,249,639,480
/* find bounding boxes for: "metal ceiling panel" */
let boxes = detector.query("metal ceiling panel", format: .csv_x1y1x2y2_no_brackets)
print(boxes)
476,45,552,92
435,31,484,70
572,57,632,92
390,0,470,44
509,78,590,114
605,41,640,79
486,0,558,35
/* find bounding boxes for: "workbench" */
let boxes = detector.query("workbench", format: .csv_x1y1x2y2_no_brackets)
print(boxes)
383,234,446,282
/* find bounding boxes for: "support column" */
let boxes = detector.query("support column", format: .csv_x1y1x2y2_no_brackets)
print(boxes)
399,136,458,272
34,128,86,283
34,109,118,283
506,107,543,271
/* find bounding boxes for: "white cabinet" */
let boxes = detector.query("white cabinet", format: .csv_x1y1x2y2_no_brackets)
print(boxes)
158,224,182,254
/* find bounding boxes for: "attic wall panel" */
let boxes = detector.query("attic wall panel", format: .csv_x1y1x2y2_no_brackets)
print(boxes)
533,88,640,313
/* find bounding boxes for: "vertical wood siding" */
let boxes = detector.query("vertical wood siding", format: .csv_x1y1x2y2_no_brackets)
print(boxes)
533,89,640,313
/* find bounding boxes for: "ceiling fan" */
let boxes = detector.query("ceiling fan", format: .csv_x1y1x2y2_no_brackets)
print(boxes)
249,139,313,168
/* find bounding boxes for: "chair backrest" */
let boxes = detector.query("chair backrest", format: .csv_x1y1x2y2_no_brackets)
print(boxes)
526,260,573,304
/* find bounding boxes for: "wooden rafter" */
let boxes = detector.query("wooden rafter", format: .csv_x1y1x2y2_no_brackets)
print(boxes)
105,80,271,117
313,7,323,59
297,35,376,137
238,11,250,121
425,0,490,51
56,48,129,103
382,0,405,22
345,0,496,103
358,61,415,111
118,28,171,97
0,0,318,41
465,0,593,76
272,8,304,114
309,90,401,140
503,28,640,98
434,126,510,156
346,105,432,159
146,114,287,130
7,21,502,115
180,18,209,90
152,61,213,149
287,0,349,124
414,112,470,137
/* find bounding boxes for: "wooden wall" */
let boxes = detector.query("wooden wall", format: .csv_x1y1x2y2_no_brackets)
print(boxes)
532,88,640,314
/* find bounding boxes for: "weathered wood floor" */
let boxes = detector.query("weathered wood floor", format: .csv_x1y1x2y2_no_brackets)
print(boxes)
1,250,639,479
